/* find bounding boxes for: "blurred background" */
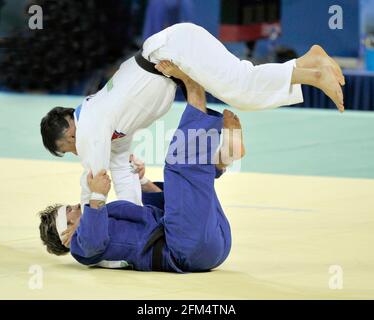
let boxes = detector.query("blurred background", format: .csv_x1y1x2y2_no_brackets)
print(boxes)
0,0,373,110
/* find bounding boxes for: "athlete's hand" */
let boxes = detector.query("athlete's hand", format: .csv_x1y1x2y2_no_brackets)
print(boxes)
61,222,79,248
130,154,145,180
87,169,111,195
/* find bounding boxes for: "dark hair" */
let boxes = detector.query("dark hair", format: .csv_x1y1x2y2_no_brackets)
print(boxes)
38,204,70,256
40,107,75,156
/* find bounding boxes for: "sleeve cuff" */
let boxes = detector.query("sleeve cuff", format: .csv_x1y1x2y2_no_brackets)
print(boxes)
90,192,107,201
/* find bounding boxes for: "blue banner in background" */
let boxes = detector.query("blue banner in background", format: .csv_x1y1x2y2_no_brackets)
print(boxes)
279,0,359,57
360,0,374,70
191,0,221,37
142,0,221,41
186,0,361,58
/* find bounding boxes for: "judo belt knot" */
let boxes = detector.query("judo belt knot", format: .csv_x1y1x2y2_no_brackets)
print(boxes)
135,50,188,100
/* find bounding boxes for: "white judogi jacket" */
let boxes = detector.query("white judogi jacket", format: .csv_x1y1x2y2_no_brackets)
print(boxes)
75,23,303,206
75,58,176,206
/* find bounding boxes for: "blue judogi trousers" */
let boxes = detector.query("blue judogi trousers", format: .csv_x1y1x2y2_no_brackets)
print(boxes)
160,104,232,271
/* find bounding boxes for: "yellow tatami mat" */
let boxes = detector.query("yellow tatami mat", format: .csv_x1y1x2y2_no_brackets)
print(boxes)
0,158,373,299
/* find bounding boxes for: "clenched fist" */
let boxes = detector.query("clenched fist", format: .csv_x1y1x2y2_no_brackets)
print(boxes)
87,169,111,196
130,154,145,180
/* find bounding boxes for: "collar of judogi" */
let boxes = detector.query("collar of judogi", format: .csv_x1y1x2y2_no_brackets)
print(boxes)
74,104,82,122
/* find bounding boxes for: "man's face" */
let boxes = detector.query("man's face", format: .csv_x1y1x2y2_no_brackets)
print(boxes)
58,204,82,248
66,204,82,225
56,117,77,155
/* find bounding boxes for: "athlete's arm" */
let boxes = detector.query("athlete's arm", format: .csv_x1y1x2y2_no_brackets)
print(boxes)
76,121,113,206
72,170,111,258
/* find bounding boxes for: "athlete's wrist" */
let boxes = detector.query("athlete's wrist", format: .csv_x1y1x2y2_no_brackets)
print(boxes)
89,199,106,209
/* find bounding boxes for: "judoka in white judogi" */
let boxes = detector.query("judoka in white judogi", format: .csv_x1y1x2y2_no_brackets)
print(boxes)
74,23,305,207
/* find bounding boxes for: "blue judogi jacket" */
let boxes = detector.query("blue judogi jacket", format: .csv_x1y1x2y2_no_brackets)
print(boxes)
69,197,182,273
69,105,231,273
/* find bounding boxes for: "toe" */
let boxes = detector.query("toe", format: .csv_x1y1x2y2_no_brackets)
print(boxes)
224,109,234,117
333,88,344,112
329,57,345,85
341,75,346,86
337,87,344,105
233,114,239,121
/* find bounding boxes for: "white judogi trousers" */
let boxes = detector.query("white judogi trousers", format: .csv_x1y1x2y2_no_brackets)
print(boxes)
143,23,303,110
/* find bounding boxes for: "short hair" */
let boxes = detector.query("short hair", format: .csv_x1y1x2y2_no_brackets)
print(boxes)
38,204,70,256
40,107,75,157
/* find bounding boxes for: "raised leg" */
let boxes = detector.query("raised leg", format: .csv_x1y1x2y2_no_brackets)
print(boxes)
162,105,232,271
145,23,345,112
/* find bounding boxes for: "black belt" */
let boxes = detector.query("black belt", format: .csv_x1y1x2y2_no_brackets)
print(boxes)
135,50,188,100
142,226,165,271
152,236,165,271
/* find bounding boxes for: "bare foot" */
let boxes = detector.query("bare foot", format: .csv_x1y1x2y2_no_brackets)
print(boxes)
216,109,245,170
298,45,345,86
313,65,344,112
155,60,187,80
